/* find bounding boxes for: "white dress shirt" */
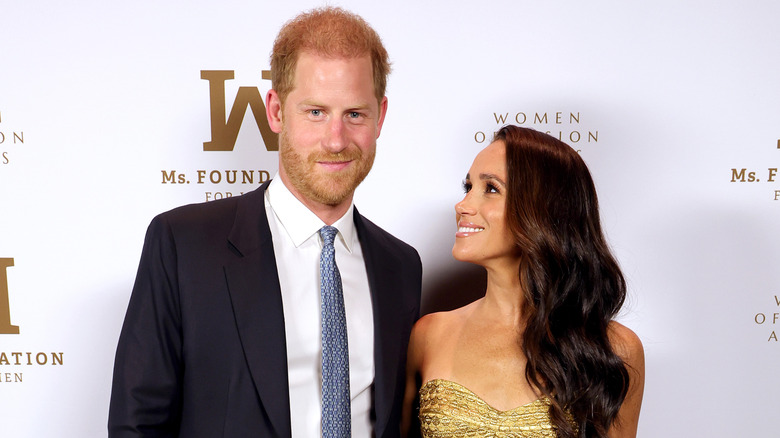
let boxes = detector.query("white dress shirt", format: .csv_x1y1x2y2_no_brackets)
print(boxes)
264,176,375,437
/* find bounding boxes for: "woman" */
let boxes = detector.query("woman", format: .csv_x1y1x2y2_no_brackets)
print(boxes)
403,125,644,437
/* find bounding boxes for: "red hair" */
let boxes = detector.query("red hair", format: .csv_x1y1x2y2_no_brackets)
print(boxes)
270,7,391,104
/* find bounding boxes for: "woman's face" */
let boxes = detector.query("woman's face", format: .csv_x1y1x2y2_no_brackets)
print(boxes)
452,140,519,267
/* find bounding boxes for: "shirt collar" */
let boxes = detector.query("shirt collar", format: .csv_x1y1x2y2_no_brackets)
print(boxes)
265,175,356,252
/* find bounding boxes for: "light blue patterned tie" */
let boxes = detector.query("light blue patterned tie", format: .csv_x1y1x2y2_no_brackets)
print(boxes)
319,226,351,437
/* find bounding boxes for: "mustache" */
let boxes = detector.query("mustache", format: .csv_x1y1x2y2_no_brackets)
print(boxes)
307,149,362,163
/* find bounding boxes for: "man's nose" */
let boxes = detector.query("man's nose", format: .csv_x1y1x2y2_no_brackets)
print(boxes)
322,117,347,153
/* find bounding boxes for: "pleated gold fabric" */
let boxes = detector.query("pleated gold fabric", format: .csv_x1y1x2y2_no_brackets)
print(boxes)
418,379,557,438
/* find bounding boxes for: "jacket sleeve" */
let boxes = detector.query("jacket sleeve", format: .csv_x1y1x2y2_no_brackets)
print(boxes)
108,214,183,437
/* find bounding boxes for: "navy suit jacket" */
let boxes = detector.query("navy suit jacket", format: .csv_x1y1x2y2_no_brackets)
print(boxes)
109,182,422,437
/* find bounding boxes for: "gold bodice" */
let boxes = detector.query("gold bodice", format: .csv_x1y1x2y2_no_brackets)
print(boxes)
418,379,557,437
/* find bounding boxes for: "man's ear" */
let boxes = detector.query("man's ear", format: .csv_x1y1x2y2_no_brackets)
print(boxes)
376,96,388,138
266,89,283,133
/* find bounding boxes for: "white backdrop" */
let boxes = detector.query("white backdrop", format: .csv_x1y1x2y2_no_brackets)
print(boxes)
1,0,779,436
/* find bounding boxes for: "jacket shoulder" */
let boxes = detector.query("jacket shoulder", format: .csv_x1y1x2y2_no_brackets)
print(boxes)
150,185,266,235
354,212,420,263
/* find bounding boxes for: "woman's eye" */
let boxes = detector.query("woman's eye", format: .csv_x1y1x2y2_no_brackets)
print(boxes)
462,180,472,193
485,183,499,194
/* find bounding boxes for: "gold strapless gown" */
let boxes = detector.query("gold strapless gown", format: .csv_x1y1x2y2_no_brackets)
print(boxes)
418,379,557,437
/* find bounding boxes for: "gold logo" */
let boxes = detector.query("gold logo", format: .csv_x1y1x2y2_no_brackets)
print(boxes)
475,111,599,153
0,258,65,383
201,70,278,151
0,111,25,165
729,139,780,201
753,295,779,342
156,72,278,202
0,258,20,334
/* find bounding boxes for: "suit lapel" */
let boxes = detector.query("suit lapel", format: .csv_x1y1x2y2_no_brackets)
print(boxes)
354,210,409,437
224,183,292,438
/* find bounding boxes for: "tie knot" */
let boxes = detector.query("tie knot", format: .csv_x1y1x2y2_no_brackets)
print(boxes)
320,225,338,247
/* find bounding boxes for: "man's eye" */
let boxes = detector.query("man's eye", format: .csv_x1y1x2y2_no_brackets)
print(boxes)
348,112,361,118
310,109,322,116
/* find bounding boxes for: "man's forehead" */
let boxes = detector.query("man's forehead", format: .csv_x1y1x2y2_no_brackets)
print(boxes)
296,48,370,61
293,50,373,70
285,52,378,102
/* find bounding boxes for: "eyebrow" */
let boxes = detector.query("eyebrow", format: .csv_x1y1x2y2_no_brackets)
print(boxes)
466,173,506,187
298,99,373,111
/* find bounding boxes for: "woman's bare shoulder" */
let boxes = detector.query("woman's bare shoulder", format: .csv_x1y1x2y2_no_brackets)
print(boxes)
608,321,645,370
410,302,479,350
607,322,645,437
408,302,479,378
411,310,454,342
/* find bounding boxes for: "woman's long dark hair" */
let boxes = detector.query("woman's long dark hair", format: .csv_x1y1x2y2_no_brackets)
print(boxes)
495,125,629,437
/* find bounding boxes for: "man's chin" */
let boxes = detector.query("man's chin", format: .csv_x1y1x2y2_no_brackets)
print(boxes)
308,185,353,206
285,163,372,207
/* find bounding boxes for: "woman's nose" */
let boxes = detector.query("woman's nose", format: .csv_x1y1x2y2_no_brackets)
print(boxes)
455,195,475,216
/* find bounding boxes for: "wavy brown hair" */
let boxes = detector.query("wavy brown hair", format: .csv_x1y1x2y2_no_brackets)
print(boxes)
495,125,629,437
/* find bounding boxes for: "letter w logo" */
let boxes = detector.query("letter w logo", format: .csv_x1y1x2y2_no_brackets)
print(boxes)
0,258,19,334
201,70,279,151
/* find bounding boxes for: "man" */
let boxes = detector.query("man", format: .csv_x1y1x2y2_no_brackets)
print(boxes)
108,7,421,438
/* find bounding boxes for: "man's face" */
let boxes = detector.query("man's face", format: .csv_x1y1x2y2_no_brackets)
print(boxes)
268,51,387,208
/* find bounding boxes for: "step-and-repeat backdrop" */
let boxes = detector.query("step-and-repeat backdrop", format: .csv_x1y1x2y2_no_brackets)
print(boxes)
2,1,778,436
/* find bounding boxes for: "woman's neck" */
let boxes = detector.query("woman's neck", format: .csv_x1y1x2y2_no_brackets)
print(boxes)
481,261,526,327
